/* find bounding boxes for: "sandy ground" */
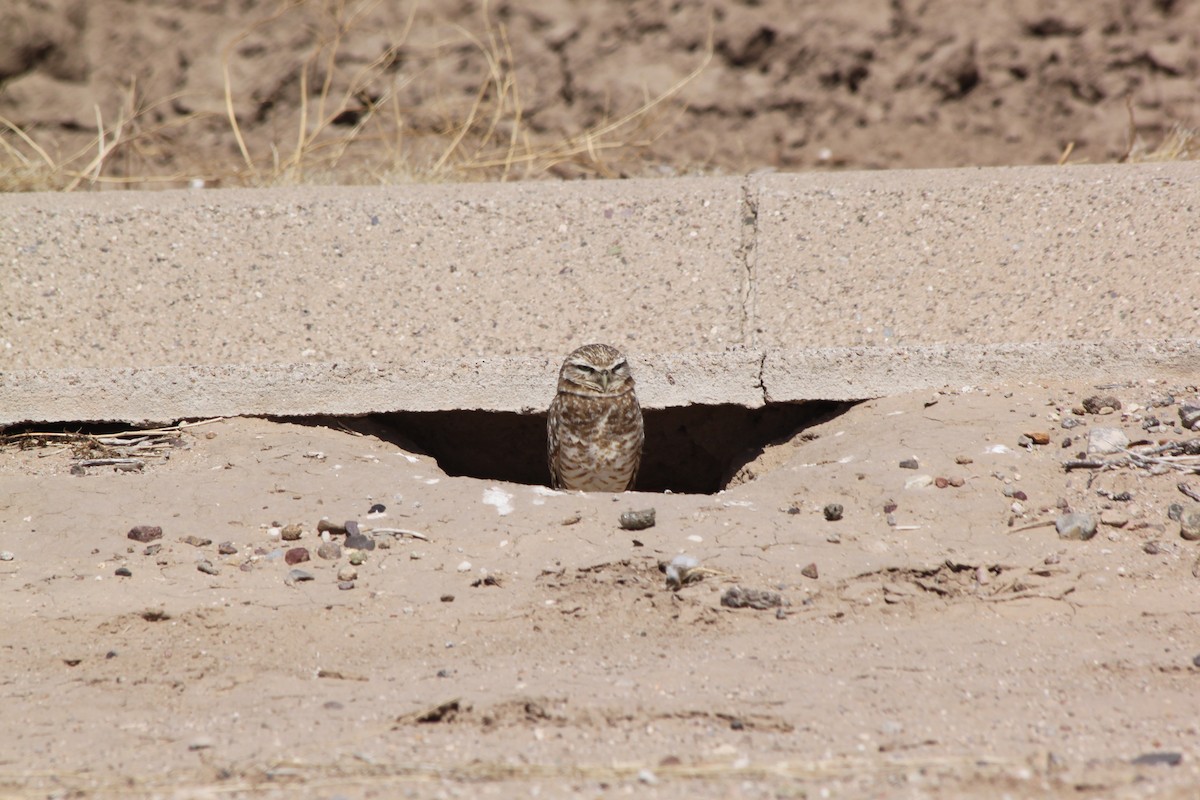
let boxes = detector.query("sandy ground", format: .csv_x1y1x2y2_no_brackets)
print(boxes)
4,2,1200,797
4,378,1200,798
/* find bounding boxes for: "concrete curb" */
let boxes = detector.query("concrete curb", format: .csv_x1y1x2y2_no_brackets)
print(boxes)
5,162,1200,371
3,340,1197,426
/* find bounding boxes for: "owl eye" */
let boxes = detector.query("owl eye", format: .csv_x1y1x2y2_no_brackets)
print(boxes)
575,364,595,374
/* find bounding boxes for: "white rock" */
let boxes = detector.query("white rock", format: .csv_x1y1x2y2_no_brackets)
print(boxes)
1087,427,1129,455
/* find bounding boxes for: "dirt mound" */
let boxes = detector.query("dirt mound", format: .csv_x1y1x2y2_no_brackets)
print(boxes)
1,0,1196,188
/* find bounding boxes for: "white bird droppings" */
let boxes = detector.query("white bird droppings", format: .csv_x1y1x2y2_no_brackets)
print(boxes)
483,486,514,516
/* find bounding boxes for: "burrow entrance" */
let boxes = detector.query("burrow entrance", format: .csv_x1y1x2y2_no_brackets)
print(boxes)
373,401,852,495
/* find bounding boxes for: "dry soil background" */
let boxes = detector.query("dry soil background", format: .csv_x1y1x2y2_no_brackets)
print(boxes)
1,0,1198,186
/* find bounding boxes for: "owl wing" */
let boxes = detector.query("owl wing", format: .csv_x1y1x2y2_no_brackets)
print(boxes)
546,395,564,489
623,398,645,491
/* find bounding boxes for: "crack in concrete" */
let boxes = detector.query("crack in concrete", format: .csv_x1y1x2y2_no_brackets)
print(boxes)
737,178,760,350
755,349,769,405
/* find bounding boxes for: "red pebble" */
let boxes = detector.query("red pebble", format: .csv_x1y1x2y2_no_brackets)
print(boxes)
127,525,163,543
285,547,311,565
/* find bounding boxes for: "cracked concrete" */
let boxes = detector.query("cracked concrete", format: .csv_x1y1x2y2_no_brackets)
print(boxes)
737,179,760,348
3,163,1200,425
4,340,1199,427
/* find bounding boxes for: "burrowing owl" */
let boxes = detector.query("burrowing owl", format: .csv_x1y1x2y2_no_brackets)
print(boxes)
547,343,644,492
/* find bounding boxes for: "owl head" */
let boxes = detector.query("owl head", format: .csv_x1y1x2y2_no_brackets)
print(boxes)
557,343,635,397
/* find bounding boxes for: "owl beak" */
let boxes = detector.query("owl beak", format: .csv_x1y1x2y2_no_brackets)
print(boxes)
598,370,611,392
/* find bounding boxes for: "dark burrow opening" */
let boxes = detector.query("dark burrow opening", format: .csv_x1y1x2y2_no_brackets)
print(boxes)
373,401,853,495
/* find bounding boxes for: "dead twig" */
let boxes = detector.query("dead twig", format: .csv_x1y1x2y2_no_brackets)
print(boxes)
364,527,430,541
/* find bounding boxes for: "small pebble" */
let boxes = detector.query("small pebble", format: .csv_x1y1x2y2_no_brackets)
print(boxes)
368,503,386,514
317,519,346,535
345,531,376,551
1131,752,1182,767
1016,434,1034,448
281,524,304,541
1024,431,1050,445
441,594,455,602
904,474,934,490
1056,512,1098,541
197,560,219,575
349,550,367,566
1082,394,1122,414
127,525,162,543
954,455,973,465
285,547,311,565
0,551,13,561
181,535,211,548
317,541,342,560
1179,404,1200,431
1180,506,1200,541
619,508,656,530
1060,417,1082,429
1167,503,1183,521
287,569,314,582
217,541,237,555
947,476,965,487
898,458,919,470
800,563,819,580
1100,509,1129,529
935,477,949,489
338,580,355,591
456,561,472,572
337,566,358,582
1087,427,1129,455
115,566,132,577
822,503,843,521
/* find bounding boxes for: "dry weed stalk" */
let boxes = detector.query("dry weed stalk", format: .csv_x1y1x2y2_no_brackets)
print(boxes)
0,80,211,191
1,419,220,465
3,0,712,189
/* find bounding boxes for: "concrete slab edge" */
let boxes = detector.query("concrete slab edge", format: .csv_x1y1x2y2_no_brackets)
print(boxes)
763,339,1200,402
1,339,1197,427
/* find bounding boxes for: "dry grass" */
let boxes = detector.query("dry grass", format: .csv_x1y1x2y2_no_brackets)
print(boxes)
0,0,711,191
1124,123,1200,163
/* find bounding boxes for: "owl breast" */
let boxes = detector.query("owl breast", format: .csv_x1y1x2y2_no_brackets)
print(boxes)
547,388,644,492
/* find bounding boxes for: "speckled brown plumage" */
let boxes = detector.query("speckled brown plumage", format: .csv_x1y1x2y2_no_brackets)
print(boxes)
547,343,644,492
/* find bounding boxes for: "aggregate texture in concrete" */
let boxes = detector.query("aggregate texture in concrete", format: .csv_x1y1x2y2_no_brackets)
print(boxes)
2,163,1199,425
